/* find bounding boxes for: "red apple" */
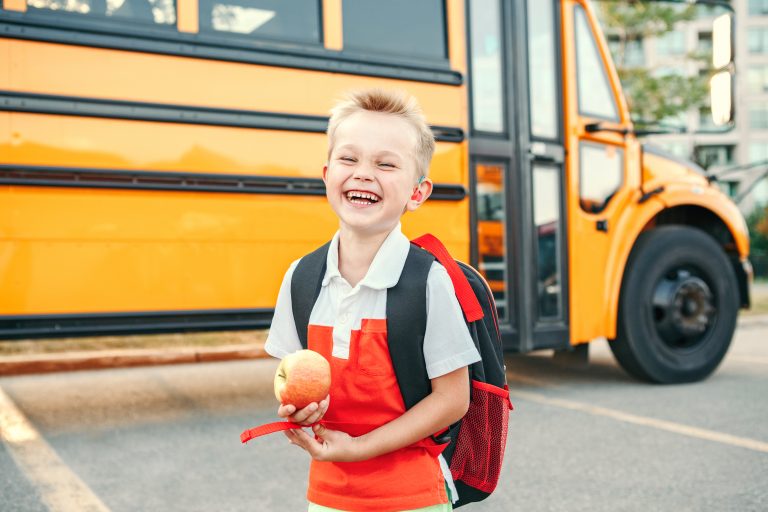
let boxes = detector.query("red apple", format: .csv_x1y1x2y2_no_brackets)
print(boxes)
274,349,331,409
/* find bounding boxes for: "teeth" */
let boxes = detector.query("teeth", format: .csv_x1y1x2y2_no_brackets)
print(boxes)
346,191,379,203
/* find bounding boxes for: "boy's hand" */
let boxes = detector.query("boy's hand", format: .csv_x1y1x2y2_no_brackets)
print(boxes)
277,395,330,426
285,423,366,462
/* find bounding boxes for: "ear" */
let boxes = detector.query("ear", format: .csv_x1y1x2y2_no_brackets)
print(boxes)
406,177,433,212
322,164,328,184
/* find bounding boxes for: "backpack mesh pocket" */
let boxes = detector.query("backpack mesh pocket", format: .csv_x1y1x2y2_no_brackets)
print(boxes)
449,379,511,493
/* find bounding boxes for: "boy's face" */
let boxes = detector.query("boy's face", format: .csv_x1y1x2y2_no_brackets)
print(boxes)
323,111,432,238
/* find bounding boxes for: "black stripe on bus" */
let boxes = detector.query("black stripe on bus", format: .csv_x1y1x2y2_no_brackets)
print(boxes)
0,91,465,143
0,15,463,86
0,309,275,340
0,165,468,201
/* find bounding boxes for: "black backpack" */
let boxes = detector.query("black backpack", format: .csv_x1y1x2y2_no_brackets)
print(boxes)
291,233,512,508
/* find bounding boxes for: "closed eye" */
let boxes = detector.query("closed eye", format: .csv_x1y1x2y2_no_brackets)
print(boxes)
378,162,397,169
339,157,357,163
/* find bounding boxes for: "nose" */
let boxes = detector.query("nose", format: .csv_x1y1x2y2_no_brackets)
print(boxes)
351,162,375,182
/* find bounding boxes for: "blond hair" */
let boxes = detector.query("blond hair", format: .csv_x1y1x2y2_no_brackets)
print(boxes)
327,89,435,178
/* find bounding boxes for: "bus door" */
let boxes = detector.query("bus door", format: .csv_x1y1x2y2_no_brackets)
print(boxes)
468,0,569,352
563,0,640,344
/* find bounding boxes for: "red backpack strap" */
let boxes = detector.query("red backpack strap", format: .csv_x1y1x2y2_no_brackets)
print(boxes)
411,234,484,322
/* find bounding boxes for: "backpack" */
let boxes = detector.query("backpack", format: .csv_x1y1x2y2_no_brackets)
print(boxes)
291,233,513,508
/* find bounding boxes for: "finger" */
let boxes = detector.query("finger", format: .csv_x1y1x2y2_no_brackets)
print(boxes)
290,402,319,423
286,428,311,447
300,396,330,425
312,423,327,439
301,408,325,426
277,404,296,418
290,428,321,454
296,429,324,458
283,429,301,447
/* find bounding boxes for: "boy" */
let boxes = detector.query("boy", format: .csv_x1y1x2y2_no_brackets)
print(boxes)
265,89,481,511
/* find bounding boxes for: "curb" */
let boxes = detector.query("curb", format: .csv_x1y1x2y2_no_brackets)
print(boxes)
0,343,270,377
2,315,765,378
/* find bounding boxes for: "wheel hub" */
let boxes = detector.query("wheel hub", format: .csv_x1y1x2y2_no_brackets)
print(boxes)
652,270,716,348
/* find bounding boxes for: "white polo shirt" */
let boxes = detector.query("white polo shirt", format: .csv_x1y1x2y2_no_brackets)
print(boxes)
266,223,480,377
265,223,481,502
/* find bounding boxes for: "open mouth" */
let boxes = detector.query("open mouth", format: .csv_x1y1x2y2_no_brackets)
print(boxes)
345,190,381,205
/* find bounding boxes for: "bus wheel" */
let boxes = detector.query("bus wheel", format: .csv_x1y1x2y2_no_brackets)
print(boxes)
610,226,739,384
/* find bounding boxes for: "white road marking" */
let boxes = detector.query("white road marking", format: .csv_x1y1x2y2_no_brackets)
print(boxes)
509,388,768,454
0,386,111,512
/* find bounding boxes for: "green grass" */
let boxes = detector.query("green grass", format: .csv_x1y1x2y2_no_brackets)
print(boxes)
0,330,268,357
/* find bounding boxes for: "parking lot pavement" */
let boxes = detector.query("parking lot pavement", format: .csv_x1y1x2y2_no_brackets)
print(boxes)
2,323,767,512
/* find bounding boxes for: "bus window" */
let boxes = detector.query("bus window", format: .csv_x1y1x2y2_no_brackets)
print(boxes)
342,0,447,61
469,0,504,133
579,142,623,213
527,0,558,140
26,0,176,25
475,162,509,320
532,164,562,319
198,0,321,44
574,5,619,121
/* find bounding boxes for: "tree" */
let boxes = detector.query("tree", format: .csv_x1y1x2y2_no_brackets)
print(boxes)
596,2,710,128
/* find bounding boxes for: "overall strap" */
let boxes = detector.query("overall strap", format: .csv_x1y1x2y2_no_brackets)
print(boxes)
387,244,435,411
291,242,331,349
240,421,304,443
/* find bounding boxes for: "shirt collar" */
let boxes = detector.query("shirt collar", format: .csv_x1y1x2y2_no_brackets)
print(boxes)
322,223,410,290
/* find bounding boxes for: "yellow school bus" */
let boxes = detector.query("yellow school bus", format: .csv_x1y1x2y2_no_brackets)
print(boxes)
0,0,749,383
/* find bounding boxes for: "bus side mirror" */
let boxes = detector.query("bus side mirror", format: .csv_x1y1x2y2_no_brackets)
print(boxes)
708,11,734,128
710,71,731,127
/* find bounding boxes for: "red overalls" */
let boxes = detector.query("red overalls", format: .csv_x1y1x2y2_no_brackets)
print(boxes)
307,319,449,511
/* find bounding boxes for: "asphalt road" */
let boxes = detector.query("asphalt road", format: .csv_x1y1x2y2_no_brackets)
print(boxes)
1,324,767,512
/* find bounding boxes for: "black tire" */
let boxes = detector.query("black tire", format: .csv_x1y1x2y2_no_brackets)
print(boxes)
610,226,739,384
